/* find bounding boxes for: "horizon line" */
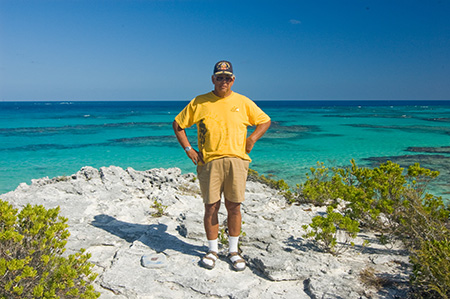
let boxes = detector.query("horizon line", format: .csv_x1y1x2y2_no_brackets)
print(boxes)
2,99,450,103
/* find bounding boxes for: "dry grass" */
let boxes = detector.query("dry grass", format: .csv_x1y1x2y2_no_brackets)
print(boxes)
359,267,392,290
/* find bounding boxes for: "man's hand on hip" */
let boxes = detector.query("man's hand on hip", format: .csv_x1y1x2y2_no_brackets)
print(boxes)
186,148,204,165
246,121,271,154
245,138,256,153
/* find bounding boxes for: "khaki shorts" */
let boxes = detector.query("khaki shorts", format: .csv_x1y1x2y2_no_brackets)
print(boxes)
197,157,250,204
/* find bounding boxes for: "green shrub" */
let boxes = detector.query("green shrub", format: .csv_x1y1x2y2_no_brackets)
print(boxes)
298,160,450,297
302,205,360,255
410,235,450,298
0,200,100,299
401,192,450,298
300,160,444,234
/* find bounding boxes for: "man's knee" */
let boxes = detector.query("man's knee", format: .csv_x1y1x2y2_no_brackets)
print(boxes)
225,199,241,215
204,201,221,216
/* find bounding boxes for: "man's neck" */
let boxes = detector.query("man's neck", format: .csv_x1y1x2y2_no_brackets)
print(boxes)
213,90,233,98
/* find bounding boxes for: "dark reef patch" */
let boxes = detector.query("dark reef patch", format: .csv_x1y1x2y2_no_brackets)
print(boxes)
422,118,450,123
407,146,450,154
323,114,413,119
258,121,324,140
346,124,450,136
108,135,178,147
0,122,170,137
0,143,96,152
267,121,321,133
1,135,179,152
42,112,147,120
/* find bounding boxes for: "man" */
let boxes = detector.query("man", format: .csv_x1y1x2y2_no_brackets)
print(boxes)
172,60,270,271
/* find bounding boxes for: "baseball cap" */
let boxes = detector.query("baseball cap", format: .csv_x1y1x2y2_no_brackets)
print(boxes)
213,61,234,76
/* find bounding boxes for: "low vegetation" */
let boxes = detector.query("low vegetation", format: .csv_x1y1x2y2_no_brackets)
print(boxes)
359,266,392,290
218,221,246,250
250,160,450,298
150,199,167,217
0,200,99,299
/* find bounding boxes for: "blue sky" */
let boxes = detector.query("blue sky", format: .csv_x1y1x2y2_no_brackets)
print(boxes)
1,0,449,101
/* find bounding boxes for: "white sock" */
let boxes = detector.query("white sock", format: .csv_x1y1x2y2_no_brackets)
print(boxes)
228,236,239,254
208,239,219,253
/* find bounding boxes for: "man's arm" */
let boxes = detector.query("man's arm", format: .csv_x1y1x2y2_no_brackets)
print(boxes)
172,120,204,165
245,120,271,153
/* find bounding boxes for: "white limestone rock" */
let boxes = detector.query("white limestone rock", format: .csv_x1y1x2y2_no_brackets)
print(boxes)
1,166,410,299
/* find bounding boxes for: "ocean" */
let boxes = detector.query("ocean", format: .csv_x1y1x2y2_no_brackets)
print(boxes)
1,100,449,201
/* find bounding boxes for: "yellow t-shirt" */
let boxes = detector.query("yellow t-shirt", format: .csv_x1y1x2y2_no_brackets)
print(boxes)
175,91,270,164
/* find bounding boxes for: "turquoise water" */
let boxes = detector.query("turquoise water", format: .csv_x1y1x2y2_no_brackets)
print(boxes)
1,100,450,201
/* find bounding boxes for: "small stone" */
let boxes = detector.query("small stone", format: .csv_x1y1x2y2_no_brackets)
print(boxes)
141,253,167,269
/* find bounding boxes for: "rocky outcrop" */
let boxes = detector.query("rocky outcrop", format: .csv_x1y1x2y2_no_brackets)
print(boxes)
1,166,410,298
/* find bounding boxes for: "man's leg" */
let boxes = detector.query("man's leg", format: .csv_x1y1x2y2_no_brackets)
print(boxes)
201,201,221,269
225,199,246,271
204,201,221,240
225,199,241,237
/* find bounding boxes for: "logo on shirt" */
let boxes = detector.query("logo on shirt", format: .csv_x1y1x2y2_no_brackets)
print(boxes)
231,106,240,112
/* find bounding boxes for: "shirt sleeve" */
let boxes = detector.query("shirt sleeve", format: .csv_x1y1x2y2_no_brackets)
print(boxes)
246,100,270,126
174,100,195,129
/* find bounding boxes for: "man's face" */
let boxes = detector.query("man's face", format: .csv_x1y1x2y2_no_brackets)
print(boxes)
212,74,235,95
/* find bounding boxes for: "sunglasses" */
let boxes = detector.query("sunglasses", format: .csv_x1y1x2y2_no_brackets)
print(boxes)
215,76,234,82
